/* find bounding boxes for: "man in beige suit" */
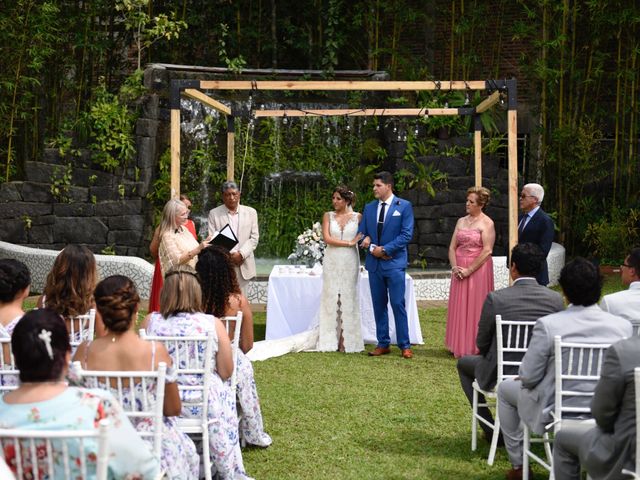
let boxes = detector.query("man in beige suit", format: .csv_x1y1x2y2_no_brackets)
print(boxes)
207,181,259,294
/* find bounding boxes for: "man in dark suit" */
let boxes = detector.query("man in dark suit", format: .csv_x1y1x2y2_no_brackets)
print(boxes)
456,243,564,440
518,183,555,286
359,171,415,358
553,334,640,479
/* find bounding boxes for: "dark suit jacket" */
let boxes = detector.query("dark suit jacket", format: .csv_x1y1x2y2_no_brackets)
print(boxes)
518,208,555,285
582,336,640,479
474,278,564,391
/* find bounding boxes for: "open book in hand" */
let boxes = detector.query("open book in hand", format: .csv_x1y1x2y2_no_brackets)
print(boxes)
209,224,239,250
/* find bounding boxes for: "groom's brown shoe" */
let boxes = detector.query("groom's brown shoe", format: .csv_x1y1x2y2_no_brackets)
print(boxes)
368,346,391,356
401,349,413,359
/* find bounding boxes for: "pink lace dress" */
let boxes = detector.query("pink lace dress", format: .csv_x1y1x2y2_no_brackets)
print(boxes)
445,229,494,358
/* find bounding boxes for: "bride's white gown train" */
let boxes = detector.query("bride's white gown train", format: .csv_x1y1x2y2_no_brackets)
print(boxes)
247,212,363,361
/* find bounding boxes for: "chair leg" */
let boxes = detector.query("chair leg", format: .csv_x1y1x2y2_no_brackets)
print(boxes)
543,432,554,477
487,410,500,466
523,425,530,480
472,387,479,451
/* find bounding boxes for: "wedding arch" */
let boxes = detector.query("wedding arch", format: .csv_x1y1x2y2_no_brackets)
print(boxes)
168,78,519,254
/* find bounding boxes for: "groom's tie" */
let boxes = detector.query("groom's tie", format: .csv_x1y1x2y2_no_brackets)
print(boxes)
377,202,386,241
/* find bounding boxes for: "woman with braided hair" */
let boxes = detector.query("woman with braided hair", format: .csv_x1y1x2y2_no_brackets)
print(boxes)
196,245,272,448
73,275,199,479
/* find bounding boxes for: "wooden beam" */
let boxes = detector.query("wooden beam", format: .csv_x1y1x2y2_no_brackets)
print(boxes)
253,108,461,117
474,129,482,186
508,109,518,262
170,109,181,198
227,117,235,182
199,80,487,91
183,88,232,115
476,90,501,113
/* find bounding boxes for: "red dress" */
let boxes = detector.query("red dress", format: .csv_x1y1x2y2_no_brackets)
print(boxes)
148,220,197,312
445,228,494,358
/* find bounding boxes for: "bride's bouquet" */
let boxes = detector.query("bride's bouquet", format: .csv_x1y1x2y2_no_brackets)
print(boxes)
288,222,326,266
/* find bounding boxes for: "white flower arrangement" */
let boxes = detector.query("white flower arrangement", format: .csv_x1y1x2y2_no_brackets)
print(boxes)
287,222,326,266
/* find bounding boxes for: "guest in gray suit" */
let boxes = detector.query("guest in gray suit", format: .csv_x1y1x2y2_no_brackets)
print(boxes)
553,335,640,479
497,257,632,480
600,247,640,333
457,243,564,440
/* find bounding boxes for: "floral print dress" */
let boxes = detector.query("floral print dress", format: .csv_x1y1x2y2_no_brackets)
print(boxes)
146,312,253,480
234,351,272,447
77,340,200,479
0,387,160,479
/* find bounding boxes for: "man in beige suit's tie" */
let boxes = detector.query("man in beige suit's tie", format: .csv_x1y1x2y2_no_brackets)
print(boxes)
207,181,259,294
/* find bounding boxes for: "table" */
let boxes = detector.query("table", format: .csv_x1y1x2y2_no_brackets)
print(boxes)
266,265,423,345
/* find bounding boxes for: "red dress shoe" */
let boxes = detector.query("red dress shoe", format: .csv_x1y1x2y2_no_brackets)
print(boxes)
401,348,413,359
368,346,391,356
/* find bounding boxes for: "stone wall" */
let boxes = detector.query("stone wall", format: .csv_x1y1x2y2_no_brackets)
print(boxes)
0,94,162,257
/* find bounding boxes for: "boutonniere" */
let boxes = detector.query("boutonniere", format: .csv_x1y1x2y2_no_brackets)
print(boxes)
395,200,401,206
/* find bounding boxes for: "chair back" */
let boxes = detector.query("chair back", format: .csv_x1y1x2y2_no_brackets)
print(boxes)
72,361,166,459
139,330,215,480
0,419,110,480
67,309,96,351
495,315,537,385
553,335,611,433
221,312,243,394
0,338,18,395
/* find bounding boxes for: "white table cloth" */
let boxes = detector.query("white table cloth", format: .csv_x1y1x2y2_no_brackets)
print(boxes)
266,265,423,345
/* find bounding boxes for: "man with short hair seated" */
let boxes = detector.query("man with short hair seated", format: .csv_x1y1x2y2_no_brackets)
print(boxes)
553,334,640,479
600,247,640,333
457,243,564,442
497,257,632,480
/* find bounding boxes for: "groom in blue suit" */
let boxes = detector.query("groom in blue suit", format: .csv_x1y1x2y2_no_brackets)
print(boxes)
359,171,415,359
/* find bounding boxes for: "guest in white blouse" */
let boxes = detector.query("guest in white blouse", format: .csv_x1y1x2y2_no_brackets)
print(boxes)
0,259,30,336
158,198,211,276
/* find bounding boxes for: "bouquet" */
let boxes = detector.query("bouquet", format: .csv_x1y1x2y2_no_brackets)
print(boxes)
287,222,326,266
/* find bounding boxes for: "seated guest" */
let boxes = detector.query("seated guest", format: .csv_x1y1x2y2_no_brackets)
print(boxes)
39,244,104,338
73,275,199,479
497,257,631,480
0,259,30,336
0,308,159,478
196,245,272,447
553,334,640,479
144,269,253,480
600,247,640,332
457,243,564,441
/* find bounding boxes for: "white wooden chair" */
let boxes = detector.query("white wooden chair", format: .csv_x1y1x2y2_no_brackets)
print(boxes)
221,311,243,395
67,309,96,352
622,367,640,479
72,361,167,459
0,418,110,480
0,338,18,395
522,336,611,480
471,315,536,465
140,330,216,480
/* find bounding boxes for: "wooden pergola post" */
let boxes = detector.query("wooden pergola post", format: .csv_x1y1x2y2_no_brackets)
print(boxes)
506,80,519,260
227,116,235,181
473,115,482,186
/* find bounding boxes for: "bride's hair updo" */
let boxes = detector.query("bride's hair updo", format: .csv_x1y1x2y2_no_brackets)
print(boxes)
334,185,356,207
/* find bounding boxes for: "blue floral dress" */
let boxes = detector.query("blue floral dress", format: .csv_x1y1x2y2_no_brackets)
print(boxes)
0,387,160,479
146,312,252,480
77,340,199,480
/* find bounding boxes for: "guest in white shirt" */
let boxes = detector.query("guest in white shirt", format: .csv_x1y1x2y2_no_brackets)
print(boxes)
600,247,640,333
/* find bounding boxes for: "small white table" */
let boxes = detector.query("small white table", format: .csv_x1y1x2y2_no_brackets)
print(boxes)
265,265,423,345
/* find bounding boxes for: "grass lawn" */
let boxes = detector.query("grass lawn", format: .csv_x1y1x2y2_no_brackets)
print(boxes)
242,274,625,479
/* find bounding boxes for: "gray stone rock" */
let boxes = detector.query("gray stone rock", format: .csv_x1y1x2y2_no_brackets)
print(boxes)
0,203,52,219
42,148,65,165
53,203,96,217
31,215,55,226
28,225,54,244
417,219,439,233
0,219,28,243
19,182,54,203
0,183,22,202
24,162,57,183
108,230,144,246
90,186,124,202
53,217,108,244
109,215,145,231
72,168,115,188
136,118,159,137
136,137,157,170
95,200,142,216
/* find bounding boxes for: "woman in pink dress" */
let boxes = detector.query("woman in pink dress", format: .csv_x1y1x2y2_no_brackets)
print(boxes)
445,186,495,358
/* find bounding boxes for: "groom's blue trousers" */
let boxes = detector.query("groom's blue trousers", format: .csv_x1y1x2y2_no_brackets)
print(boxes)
368,267,410,350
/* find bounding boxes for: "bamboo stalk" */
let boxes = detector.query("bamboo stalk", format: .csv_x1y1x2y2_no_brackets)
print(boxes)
613,26,622,203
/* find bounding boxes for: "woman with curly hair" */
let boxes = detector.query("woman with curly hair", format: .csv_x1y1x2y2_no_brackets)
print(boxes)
73,275,199,479
38,244,103,338
0,259,31,336
196,245,272,448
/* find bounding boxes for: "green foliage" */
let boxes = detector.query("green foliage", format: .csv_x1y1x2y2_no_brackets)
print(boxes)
584,207,640,265
218,23,246,74
50,163,73,203
85,78,137,172
100,244,116,255
22,215,32,230
397,131,448,196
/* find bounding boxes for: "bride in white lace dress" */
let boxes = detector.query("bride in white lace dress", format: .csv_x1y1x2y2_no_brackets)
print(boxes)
317,186,364,353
